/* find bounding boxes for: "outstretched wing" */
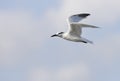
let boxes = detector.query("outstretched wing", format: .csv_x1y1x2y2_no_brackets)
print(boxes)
67,13,90,37
68,13,90,23
69,23,82,37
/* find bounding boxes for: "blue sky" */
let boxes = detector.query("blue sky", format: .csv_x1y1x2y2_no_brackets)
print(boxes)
0,0,120,81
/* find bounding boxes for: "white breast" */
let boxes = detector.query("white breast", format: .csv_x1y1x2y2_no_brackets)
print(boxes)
62,33,81,42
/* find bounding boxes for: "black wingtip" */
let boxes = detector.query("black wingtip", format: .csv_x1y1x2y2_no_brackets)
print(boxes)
77,13,90,17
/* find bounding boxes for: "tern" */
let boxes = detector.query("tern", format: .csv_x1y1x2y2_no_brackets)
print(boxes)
51,13,99,44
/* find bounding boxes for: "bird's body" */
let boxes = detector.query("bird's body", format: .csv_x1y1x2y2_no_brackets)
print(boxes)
62,33,81,42
62,32,93,43
51,13,99,44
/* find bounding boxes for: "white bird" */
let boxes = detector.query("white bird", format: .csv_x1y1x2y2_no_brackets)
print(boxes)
51,13,99,44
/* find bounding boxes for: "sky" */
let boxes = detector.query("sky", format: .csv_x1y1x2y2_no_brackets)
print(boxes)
0,0,120,81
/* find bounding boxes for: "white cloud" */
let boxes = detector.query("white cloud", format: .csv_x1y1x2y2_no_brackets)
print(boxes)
0,10,44,66
0,0,119,69
57,63,90,81
28,67,52,81
0,0,120,79
0,0,120,81
28,63,90,81
88,33,120,63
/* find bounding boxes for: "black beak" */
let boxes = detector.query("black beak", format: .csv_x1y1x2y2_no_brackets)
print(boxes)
51,34,58,37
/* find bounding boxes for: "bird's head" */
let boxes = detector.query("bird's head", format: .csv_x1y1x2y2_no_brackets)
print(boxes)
51,32,64,38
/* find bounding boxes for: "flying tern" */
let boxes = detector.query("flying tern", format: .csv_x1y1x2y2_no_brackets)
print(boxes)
51,13,99,44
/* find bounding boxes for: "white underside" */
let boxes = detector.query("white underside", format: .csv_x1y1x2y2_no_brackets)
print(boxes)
62,33,93,44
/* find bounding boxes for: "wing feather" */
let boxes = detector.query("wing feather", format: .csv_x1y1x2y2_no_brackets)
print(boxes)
67,13,90,37
67,13,99,37
68,23,82,37
68,13,90,23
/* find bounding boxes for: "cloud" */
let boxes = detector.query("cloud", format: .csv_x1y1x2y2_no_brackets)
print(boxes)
0,10,44,66
28,67,52,81
84,33,120,64
57,63,90,81
28,63,90,81
0,0,120,81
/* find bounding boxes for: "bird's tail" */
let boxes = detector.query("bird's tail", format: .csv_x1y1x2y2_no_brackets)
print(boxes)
81,37,93,44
